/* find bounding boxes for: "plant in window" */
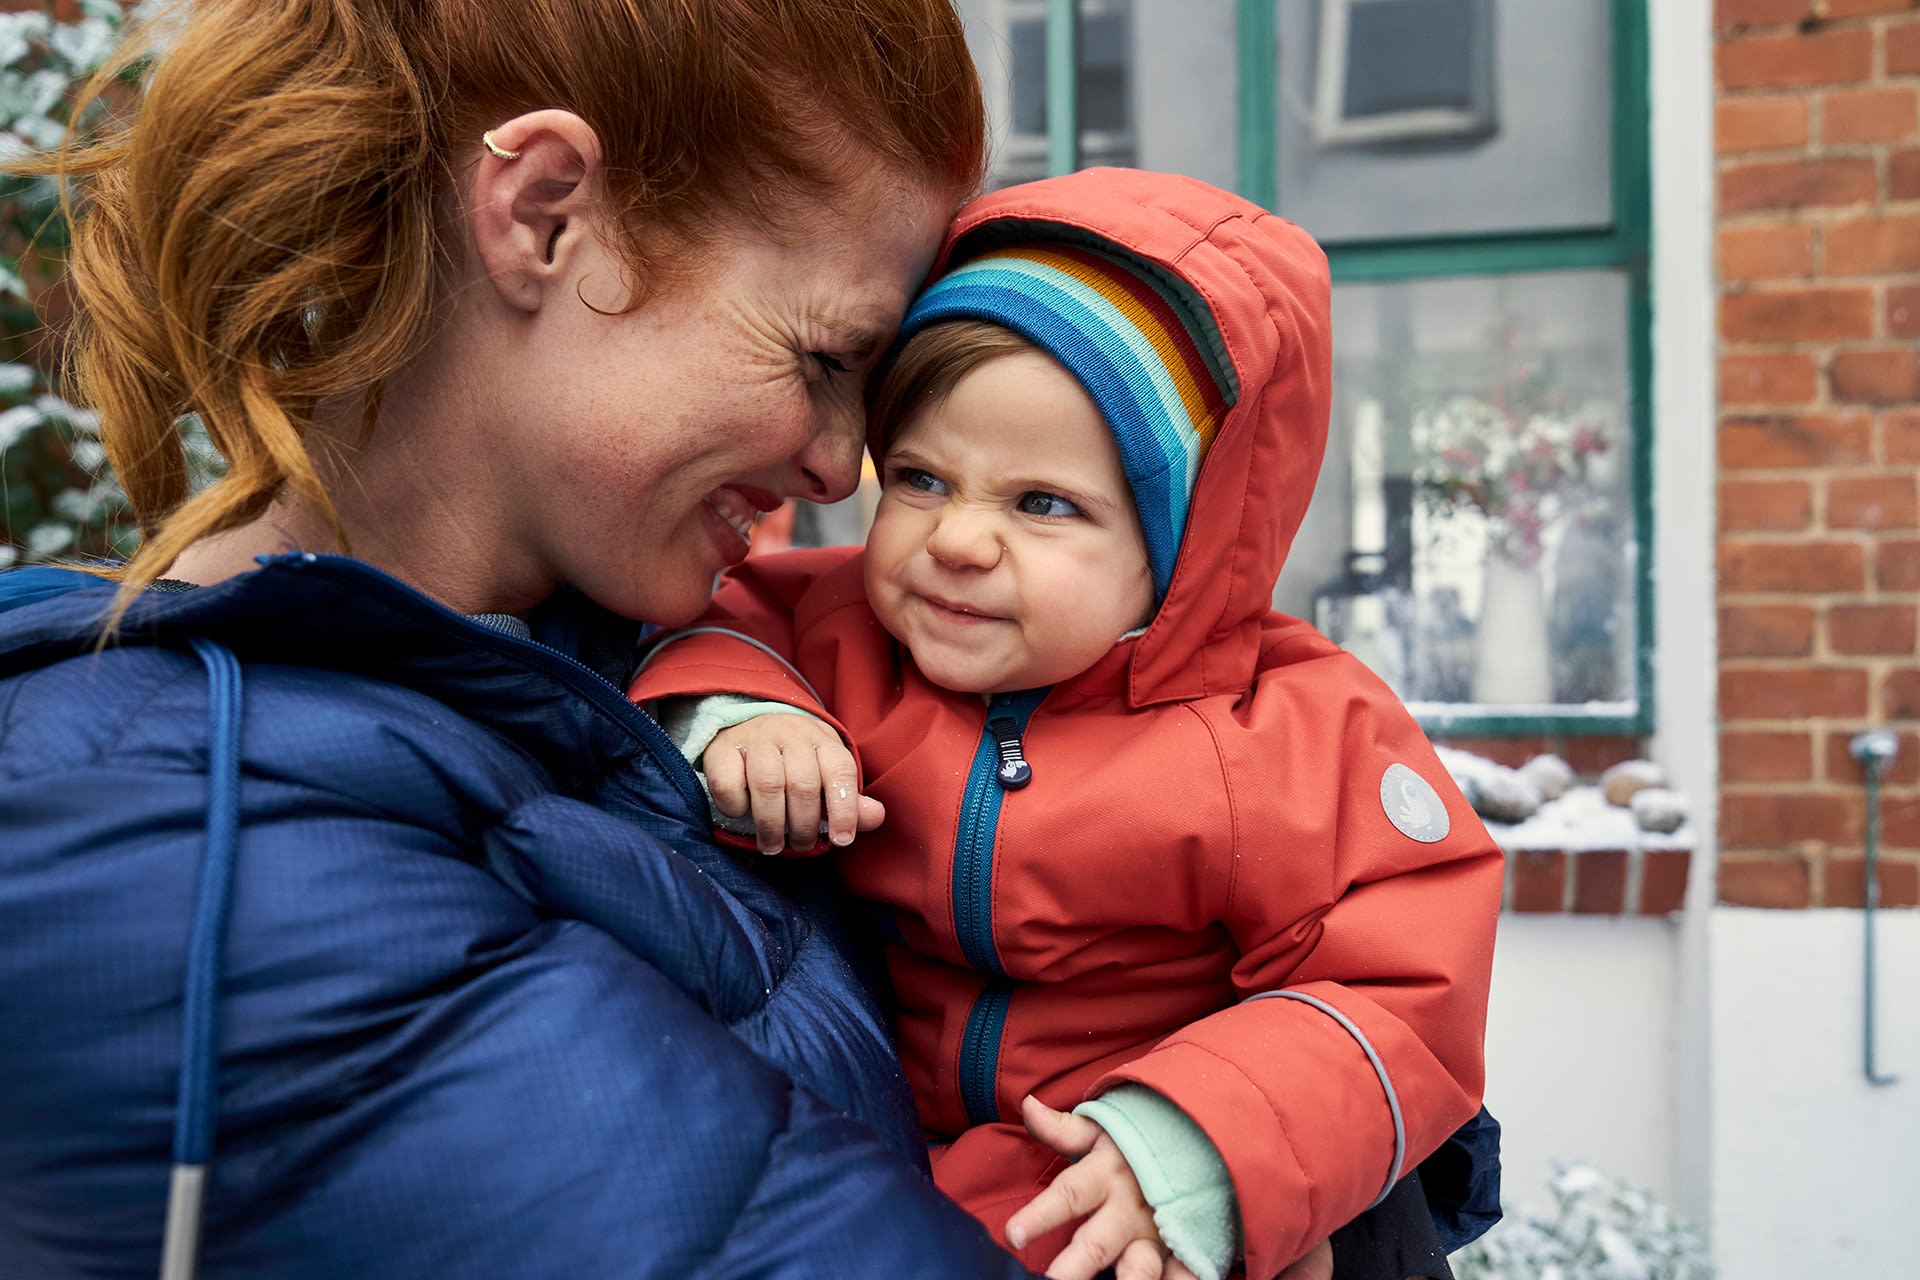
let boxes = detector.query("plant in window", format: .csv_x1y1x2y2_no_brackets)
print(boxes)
1411,368,1614,571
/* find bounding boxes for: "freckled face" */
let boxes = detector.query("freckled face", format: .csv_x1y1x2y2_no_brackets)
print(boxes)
502,170,951,625
863,349,1156,694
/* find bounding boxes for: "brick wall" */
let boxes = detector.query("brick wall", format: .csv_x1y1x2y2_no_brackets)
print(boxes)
1717,0,1920,907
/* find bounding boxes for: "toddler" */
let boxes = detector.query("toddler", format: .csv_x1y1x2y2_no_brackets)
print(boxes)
631,168,1502,1280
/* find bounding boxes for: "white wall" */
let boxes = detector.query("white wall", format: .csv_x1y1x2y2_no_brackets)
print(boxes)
1483,916,1681,1207
1707,910,1920,1279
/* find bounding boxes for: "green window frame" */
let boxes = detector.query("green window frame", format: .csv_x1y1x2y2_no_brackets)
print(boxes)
1034,0,1654,737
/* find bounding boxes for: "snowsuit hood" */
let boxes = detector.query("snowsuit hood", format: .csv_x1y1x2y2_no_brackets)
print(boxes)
882,168,1333,708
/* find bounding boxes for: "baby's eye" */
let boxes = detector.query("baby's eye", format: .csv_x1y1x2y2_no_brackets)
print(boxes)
1017,491,1082,518
890,466,946,494
810,351,852,376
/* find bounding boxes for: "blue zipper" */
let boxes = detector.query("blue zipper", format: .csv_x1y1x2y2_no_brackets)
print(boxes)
951,687,1046,1125
959,980,1016,1127
950,688,1047,973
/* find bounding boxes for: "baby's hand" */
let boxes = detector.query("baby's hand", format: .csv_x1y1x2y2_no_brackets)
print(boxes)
1006,1096,1198,1280
704,714,885,854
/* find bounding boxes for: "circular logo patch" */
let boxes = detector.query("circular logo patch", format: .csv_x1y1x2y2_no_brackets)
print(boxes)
1380,764,1450,843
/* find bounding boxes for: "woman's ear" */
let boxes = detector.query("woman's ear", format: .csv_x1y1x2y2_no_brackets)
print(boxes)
468,109,604,314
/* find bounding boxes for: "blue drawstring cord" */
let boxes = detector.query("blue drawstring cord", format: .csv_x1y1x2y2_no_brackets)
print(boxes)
160,639,245,1280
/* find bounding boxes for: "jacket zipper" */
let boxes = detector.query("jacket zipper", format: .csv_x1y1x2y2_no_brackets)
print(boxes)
951,687,1047,1125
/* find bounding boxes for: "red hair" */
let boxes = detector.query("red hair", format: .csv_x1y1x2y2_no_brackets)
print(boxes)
19,0,984,613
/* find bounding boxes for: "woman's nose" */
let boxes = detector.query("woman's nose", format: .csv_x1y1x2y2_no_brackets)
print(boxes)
925,505,1003,570
791,404,866,503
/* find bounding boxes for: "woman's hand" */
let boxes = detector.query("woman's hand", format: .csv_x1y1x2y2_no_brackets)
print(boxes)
704,714,884,853
1006,1096,1197,1280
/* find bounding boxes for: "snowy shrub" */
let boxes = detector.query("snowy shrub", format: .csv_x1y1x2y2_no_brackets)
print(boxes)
0,1,176,569
1454,1162,1713,1280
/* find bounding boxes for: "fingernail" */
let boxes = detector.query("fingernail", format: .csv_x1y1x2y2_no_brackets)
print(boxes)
1006,1226,1025,1249
831,830,853,847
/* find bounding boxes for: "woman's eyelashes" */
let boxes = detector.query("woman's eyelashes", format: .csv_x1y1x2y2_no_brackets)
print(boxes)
809,351,852,376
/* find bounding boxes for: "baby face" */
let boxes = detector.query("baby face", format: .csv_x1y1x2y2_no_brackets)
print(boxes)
864,349,1156,694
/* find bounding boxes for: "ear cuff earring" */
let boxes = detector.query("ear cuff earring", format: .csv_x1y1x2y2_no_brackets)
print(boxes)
482,130,521,161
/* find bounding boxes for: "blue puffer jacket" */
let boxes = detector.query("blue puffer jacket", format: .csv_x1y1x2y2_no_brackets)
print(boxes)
0,553,1030,1279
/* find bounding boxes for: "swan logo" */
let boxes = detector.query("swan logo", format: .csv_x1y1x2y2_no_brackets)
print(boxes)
1380,764,1449,843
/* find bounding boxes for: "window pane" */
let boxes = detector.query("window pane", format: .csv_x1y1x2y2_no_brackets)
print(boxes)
1274,0,1614,242
957,0,1236,190
1276,271,1636,712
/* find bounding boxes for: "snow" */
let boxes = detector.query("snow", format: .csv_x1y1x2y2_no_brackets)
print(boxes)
1482,784,1694,853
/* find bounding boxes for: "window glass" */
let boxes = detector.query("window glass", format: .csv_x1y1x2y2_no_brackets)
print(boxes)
1274,0,1614,242
1276,270,1635,711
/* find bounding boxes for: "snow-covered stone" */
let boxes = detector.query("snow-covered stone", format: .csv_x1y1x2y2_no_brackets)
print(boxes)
1436,745,1544,823
1601,759,1666,807
1519,753,1575,801
1630,788,1688,834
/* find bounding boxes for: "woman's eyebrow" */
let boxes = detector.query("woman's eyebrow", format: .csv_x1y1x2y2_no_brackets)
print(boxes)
817,315,887,361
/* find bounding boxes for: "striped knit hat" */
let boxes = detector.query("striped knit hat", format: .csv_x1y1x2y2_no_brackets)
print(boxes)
897,239,1236,600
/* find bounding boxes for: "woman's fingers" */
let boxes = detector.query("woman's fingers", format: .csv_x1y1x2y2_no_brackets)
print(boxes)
1276,1239,1333,1280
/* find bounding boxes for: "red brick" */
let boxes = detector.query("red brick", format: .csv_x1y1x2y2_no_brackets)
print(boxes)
1719,413,1873,467
1720,478,1815,531
1890,286,1920,338
1826,216,1920,276
1559,737,1645,777
1886,795,1920,849
1829,473,1920,528
1725,791,1864,845
1894,148,1920,201
1716,0,1810,28
1721,666,1870,717
1888,667,1920,717
1639,850,1692,916
1718,95,1812,153
1718,28,1873,90
1509,850,1568,914
1827,477,1920,537
1570,850,1629,915
1718,855,1813,907
1825,728,1920,785
1432,737,1549,770
1720,289,1876,342
1831,350,1920,404
1721,353,1819,405
1720,603,1819,656
1719,224,1817,281
1830,602,1920,654
1889,409,1920,463
1722,729,1817,782
1820,86,1919,144
1719,539,1868,592
1827,0,1920,14
1825,857,1920,908
1892,18,1920,76
1719,157,1876,213
1879,538,1920,589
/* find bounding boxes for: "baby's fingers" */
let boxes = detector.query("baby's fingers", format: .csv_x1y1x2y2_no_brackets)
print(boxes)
742,741,795,854
1041,1206,1152,1280
706,740,751,820
817,745,864,848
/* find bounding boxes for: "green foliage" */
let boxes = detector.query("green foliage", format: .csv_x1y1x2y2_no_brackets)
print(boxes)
0,0,150,569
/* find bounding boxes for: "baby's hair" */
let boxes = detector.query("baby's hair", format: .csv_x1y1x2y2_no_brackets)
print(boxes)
11,0,983,620
868,319,1041,452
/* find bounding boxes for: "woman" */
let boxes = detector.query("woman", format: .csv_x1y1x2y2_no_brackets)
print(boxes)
0,1,1032,1276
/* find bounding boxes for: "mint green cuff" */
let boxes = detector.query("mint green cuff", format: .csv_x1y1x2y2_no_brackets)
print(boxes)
1075,1085,1242,1280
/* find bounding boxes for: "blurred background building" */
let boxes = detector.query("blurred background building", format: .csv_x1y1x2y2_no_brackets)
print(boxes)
2,1,1915,1275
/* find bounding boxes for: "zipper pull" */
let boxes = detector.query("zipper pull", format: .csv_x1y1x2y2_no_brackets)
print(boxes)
988,715,1032,790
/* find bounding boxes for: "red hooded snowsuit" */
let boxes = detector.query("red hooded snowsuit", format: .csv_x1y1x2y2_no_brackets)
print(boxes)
630,170,1502,1279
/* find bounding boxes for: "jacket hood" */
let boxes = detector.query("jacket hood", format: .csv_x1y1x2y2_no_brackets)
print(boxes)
889,168,1332,707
